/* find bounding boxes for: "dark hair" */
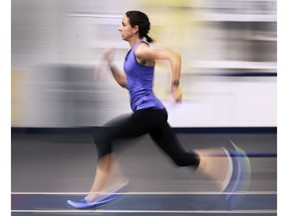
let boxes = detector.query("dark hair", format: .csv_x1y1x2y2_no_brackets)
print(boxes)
125,10,154,43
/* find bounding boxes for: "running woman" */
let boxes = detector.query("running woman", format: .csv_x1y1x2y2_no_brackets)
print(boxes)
67,10,233,209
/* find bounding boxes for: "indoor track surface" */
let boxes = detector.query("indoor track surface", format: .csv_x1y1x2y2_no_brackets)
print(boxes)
11,129,276,215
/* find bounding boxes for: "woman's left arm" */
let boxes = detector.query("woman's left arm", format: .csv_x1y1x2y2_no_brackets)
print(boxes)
136,45,183,103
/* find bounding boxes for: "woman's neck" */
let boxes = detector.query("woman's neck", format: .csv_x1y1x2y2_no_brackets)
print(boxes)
128,37,142,48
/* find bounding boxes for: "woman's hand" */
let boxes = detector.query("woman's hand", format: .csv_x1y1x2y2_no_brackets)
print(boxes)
101,48,127,88
171,85,183,103
102,48,116,64
94,48,115,80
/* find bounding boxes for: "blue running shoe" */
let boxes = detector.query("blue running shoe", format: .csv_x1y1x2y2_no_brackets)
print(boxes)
67,181,129,209
224,141,251,208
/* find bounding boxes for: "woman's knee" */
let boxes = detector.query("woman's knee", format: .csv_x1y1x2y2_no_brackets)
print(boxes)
93,128,113,158
171,152,200,168
96,144,112,159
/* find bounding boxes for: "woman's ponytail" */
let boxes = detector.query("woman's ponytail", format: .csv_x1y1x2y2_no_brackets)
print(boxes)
144,34,154,43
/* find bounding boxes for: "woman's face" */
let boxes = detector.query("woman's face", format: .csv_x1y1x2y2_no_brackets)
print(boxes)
118,15,137,41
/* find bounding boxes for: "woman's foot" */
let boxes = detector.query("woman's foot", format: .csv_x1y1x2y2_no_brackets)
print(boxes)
195,147,233,191
66,180,129,209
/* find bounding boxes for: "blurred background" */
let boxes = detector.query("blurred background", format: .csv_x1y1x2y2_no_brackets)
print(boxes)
11,0,277,128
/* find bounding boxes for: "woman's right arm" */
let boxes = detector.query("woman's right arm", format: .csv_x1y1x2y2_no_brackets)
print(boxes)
102,48,127,88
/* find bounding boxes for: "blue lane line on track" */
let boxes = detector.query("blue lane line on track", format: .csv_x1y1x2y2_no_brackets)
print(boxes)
232,152,277,158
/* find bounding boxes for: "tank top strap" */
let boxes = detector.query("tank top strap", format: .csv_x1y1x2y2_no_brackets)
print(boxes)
132,40,148,52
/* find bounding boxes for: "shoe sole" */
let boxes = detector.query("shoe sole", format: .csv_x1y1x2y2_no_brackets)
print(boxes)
221,147,234,192
224,140,251,208
66,181,130,209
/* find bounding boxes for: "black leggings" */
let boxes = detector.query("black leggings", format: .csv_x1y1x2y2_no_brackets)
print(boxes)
93,108,200,168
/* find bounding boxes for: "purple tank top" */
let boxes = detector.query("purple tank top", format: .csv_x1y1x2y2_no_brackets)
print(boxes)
124,40,164,112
